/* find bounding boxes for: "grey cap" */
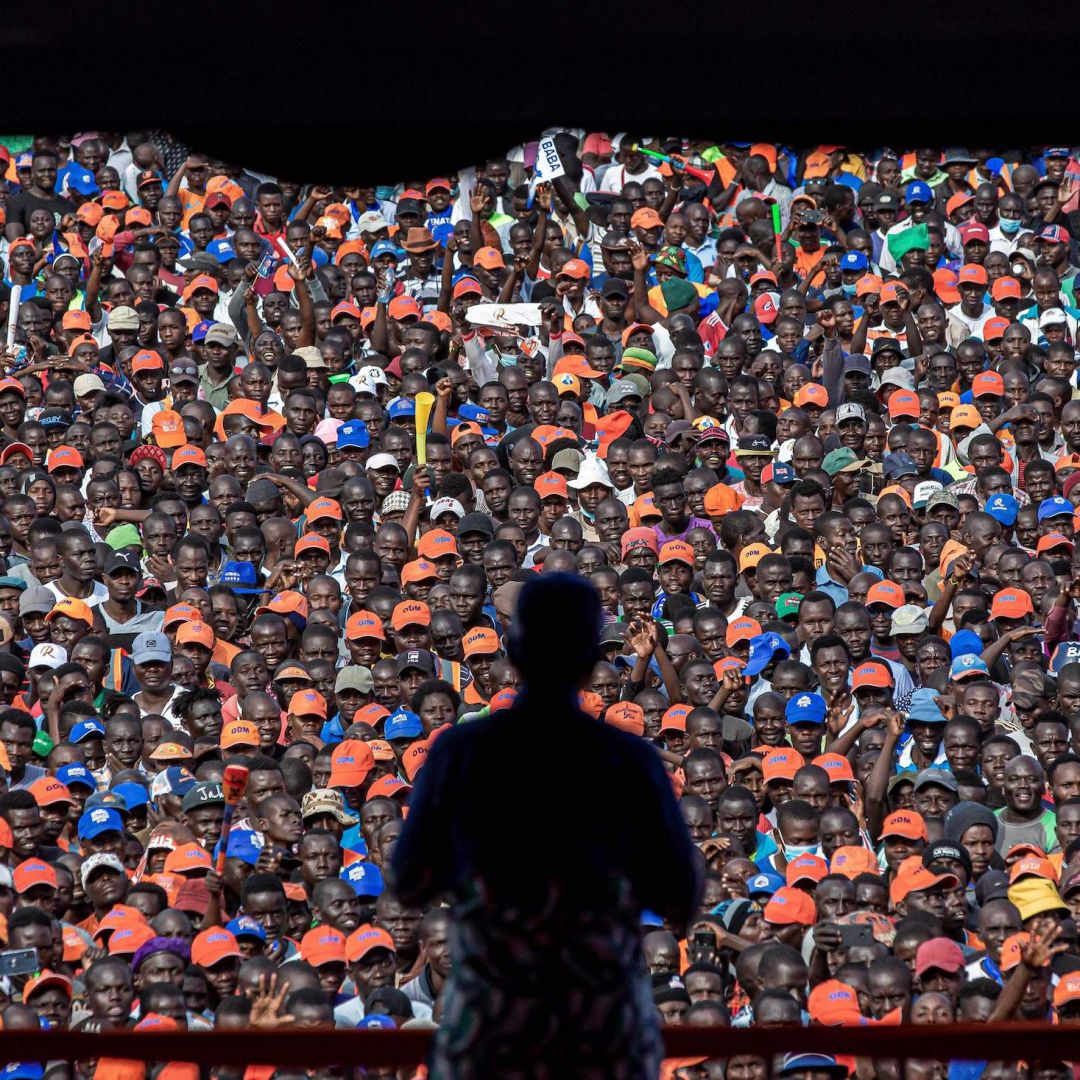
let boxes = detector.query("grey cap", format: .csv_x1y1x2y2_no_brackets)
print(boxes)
835,403,866,425
600,622,627,645
913,768,958,794
878,366,914,391
20,585,55,616
245,478,280,505
204,323,238,347
132,631,172,665
551,448,584,475
181,781,224,813
607,379,644,406
335,666,374,694
891,604,929,636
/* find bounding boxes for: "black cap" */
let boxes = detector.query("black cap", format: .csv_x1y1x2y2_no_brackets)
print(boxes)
458,512,494,539
735,434,772,455
396,198,423,216
602,278,629,298
105,551,142,576
394,650,436,676
39,409,72,429
876,192,901,210
871,337,903,356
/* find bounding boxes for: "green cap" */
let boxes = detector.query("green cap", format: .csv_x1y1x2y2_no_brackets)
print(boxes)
660,277,698,312
105,524,143,552
887,222,929,262
32,730,54,759
776,592,804,620
822,447,868,476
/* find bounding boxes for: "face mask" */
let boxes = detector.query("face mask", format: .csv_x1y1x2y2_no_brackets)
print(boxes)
1000,217,1022,234
842,283,858,298
782,841,822,861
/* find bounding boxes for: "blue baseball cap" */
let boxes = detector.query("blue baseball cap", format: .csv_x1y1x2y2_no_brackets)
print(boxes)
207,239,235,264
68,170,100,197
985,493,1018,527
85,791,129,815
640,909,664,927
70,719,106,744
768,462,797,485
746,871,785,898
220,560,262,594
883,452,917,480
951,654,989,680
227,915,267,942
785,692,827,726
1039,496,1074,521
369,240,400,261
153,766,197,800
56,763,95,791
192,320,216,344
907,688,947,725
387,399,416,420
744,632,791,677
112,782,149,811
384,708,422,741
214,827,263,866
341,861,385,899
779,1055,844,1078
131,631,172,665
337,420,370,449
949,629,984,660
358,1014,395,1030
458,402,491,424
1052,641,1080,673
905,181,933,205
3,1065,44,1080
77,807,124,840
839,250,868,272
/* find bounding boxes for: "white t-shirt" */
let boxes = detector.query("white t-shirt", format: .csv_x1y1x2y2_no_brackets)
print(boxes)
45,579,109,609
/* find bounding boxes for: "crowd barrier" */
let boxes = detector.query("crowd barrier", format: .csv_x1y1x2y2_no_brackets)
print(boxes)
2,1023,1076,1069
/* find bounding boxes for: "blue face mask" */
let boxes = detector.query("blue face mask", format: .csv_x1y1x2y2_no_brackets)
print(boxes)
841,283,858,298
782,842,822,861
1000,217,1022,235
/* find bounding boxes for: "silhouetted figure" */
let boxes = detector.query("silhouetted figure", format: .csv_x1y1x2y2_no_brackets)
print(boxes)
392,574,700,1079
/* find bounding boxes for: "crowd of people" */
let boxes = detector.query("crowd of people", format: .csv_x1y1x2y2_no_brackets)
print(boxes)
0,130,1078,1080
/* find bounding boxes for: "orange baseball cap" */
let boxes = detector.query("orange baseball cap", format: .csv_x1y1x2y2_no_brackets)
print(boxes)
726,616,762,646
1037,532,1073,555
346,924,396,963
808,979,865,1026
367,775,412,802
703,484,744,516
256,591,309,621
813,753,856,783
851,661,894,691
660,704,691,732
23,968,74,1001
192,927,242,968
295,533,331,557
990,276,1022,301
856,273,882,297
46,445,85,473
462,627,500,659
830,846,880,879
552,356,604,379
534,471,569,500
762,747,801,784
346,610,386,641
61,310,93,332
786,854,829,887
401,741,429,781
999,932,1031,973
1008,856,1059,884
151,410,186,448
300,926,347,967
949,404,982,431
131,349,164,373
865,580,904,609
29,776,74,807
605,701,645,736
387,295,422,321
879,282,903,305
416,528,459,561
109,923,156,956
982,317,1010,342
557,258,591,280
887,390,920,420
472,247,505,271
401,559,439,585
764,886,817,926
172,444,207,469
937,391,960,410
958,263,988,286
990,588,1035,620
182,274,219,301
945,191,974,217
882,810,928,842
307,497,343,523
357,706,391,730
329,740,375,787
220,719,259,751
45,596,94,627
738,543,772,573
176,621,215,650
289,690,327,719
630,207,664,231
794,383,828,409
164,842,213,876
13,858,57,893
971,371,1005,398
889,855,958,905
391,600,431,630
450,421,483,445
1054,972,1080,1008
659,540,695,566
489,687,517,711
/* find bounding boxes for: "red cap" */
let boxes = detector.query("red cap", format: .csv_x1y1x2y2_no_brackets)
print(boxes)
813,753,856,782
915,936,965,978
852,662,894,691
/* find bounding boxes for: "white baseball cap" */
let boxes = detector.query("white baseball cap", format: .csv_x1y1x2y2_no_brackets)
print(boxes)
29,643,67,670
